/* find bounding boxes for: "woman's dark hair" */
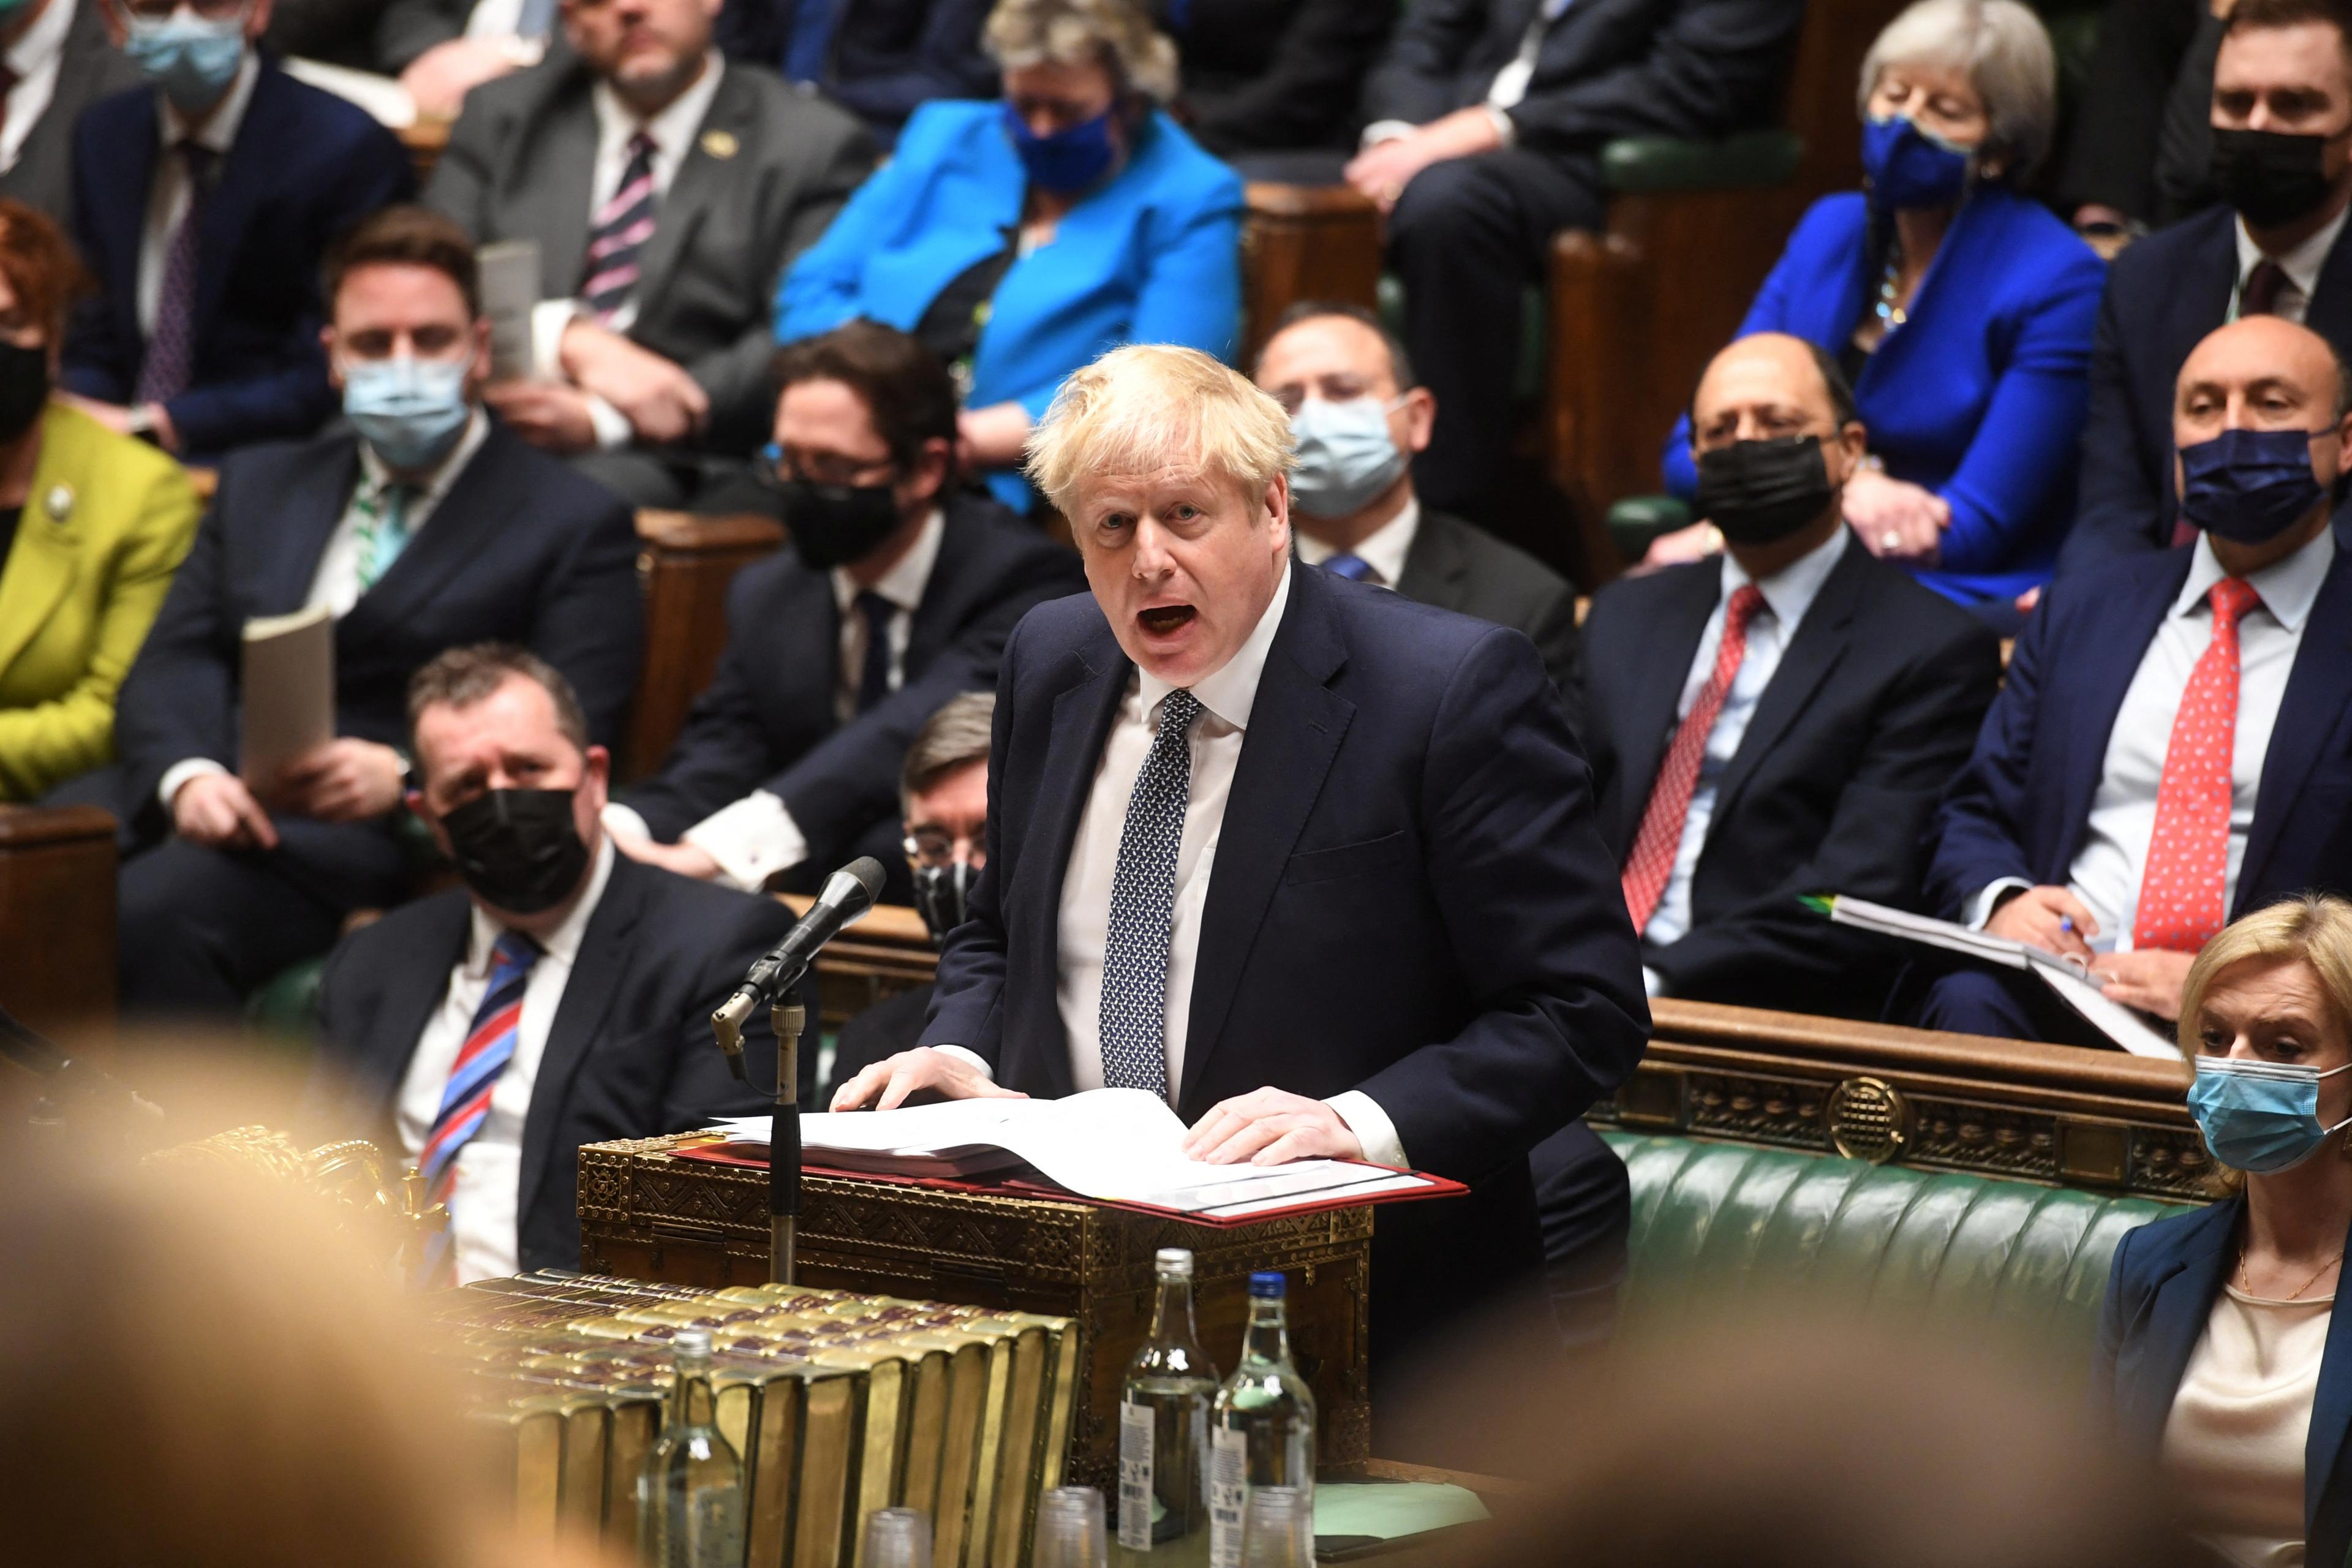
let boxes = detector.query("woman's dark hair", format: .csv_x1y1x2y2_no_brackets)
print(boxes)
769,321,962,477
0,198,91,347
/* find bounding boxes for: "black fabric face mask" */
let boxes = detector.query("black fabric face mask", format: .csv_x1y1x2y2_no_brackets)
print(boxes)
1692,435,1839,545
0,340,50,444
779,478,904,570
2211,127,2339,229
440,787,590,916
911,859,974,946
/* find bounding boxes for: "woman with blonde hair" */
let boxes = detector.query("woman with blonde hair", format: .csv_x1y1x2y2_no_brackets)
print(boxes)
2094,893,2352,1566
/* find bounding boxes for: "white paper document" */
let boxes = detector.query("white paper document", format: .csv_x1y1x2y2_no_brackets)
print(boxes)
710,1088,1433,1216
1820,895,2179,1058
477,240,541,382
238,605,336,789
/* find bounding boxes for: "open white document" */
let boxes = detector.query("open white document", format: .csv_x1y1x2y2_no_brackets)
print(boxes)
477,240,540,382
708,1088,1442,1218
1814,895,2179,1058
238,605,336,790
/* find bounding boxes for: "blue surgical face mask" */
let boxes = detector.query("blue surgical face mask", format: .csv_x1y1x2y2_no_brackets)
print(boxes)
2187,1055,2352,1173
124,6,250,116
2177,426,2332,543
1003,103,1117,194
1289,396,1409,519
342,354,473,473
1862,115,1973,209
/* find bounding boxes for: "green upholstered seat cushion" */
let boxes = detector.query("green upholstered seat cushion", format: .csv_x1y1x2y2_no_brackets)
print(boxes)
1606,495,1694,563
246,954,327,1044
1602,1132,2190,1368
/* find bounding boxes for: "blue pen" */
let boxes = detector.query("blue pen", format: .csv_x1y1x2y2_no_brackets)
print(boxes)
2059,917,2075,935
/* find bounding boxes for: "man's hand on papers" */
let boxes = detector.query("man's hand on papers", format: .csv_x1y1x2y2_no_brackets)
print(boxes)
2089,949,2194,1021
1985,884,2098,963
173,772,279,851
270,739,405,823
1182,1088,1365,1166
829,1047,1030,1112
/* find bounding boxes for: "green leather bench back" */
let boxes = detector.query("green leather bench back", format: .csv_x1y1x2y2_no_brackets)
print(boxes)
1604,1131,2190,1365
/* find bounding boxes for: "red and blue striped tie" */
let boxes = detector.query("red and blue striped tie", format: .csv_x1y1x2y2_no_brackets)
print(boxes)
418,929,541,1283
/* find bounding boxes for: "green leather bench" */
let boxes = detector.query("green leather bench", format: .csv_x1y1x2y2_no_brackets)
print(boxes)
1603,1130,2192,1366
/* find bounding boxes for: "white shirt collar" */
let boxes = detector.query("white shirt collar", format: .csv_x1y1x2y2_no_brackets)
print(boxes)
463,834,615,974
1138,557,1292,731
589,51,725,164
357,405,490,500
9,0,75,78
2234,203,2351,303
1292,495,1420,589
1717,521,1850,632
832,507,944,616
2174,522,2337,633
158,46,259,153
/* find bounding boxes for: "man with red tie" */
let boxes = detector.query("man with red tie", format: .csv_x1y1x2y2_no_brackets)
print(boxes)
1923,314,2352,1043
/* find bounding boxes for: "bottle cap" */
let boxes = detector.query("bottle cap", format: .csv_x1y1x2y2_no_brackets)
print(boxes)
1248,1270,1286,1298
1155,1247,1195,1276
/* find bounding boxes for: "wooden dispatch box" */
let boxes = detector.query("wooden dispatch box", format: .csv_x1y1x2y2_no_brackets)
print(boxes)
578,1133,1374,1490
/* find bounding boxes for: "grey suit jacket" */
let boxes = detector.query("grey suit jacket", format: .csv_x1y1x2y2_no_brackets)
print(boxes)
1395,506,1583,728
2,0,143,228
426,53,874,455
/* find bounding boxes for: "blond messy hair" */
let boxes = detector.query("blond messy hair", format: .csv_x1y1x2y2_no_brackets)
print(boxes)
985,0,1180,104
1023,343,1295,518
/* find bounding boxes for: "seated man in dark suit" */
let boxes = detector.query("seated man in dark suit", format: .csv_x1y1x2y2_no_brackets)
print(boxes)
1589,333,2003,1017
712,0,995,149
824,690,993,1101
0,0,141,227
832,344,1649,1420
1251,300,1580,717
603,321,1084,899
59,0,413,458
1149,0,1396,175
2064,0,2352,573
307,644,788,1282
1923,315,2352,1042
426,0,874,507
104,206,643,1017
1340,0,1803,521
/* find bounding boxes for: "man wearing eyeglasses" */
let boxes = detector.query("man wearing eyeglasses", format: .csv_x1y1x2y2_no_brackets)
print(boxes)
603,320,1083,902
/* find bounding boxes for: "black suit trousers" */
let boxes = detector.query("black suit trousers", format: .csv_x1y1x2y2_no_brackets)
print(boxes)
1388,148,1604,518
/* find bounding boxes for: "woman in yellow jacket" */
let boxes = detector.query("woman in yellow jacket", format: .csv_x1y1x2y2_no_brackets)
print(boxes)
0,198,199,801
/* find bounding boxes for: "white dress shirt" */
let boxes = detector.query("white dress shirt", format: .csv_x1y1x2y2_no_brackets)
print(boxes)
527,53,726,451
933,565,1409,1168
0,0,77,175
2233,204,2351,326
137,48,258,342
1640,527,1849,994
394,839,616,1284
1292,496,1419,590
155,410,493,813
462,0,554,42
1967,527,2335,943
600,510,946,892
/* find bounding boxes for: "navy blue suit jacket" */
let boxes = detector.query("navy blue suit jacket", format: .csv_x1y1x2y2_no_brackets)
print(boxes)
113,423,643,836
1924,540,2352,923
2095,1196,2352,1565
619,494,1085,873
307,853,791,1272
919,562,1651,1363
2062,205,2352,575
61,61,414,456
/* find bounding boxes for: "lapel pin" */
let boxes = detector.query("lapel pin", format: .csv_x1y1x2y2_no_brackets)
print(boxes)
700,129,739,160
44,483,72,524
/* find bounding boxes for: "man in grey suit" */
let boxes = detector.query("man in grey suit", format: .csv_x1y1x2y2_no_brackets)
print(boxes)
426,0,873,507
2,0,140,228
1253,300,1583,721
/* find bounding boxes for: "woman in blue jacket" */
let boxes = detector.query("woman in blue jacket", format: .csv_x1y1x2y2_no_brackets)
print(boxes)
1656,0,2103,627
2095,895,2352,1568
777,0,1245,514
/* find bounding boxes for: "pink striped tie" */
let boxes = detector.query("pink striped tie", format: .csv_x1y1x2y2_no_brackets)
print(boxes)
581,132,658,325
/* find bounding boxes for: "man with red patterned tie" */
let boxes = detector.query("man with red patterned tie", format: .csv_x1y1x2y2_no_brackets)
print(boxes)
305,644,790,1282
1924,314,2352,1044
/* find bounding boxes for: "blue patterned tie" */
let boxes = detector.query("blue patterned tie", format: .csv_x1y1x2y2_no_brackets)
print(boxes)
854,590,895,714
1322,553,1376,583
1098,688,1203,1099
418,930,541,1284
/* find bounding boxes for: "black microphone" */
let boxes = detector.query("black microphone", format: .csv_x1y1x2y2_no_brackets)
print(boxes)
711,856,886,1077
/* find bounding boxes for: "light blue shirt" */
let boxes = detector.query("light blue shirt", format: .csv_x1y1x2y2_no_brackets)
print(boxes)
1643,526,1852,982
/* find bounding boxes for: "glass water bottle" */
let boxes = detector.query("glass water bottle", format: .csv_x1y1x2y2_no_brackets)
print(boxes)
1118,1247,1222,1557
638,1327,747,1568
1207,1273,1316,1568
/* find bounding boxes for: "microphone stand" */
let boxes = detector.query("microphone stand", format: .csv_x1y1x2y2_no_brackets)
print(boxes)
712,989,805,1286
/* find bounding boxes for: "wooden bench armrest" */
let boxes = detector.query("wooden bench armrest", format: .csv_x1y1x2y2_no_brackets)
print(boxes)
1240,182,1383,369
624,509,788,783
0,804,118,1038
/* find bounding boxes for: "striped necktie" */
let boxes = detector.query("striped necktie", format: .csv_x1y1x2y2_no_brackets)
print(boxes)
582,132,658,325
354,478,417,595
418,930,542,1283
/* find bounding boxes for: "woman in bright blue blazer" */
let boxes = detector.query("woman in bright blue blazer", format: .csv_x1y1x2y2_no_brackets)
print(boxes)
1660,0,2103,625
776,0,1244,514
2095,896,2352,1568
